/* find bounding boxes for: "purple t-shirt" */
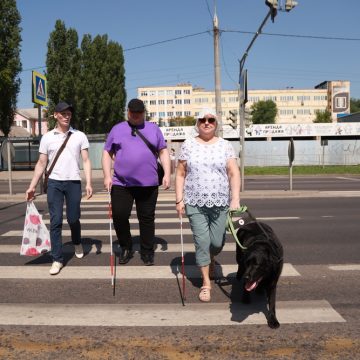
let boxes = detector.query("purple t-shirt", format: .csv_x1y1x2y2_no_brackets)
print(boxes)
104,121,167,187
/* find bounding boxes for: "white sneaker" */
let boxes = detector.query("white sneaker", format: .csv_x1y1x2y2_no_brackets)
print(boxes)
74,244,84,259
49,261,63,275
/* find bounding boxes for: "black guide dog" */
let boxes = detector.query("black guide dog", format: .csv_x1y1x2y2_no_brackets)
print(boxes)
234,211,283,329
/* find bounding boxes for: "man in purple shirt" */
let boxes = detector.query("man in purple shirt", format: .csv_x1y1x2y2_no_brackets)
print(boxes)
102,99,171,265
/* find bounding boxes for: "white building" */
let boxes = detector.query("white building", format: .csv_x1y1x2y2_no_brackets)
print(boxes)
138,80,350,125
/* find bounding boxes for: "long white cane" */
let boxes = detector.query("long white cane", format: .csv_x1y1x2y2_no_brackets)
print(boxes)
180,215,186,301
108,191,115,294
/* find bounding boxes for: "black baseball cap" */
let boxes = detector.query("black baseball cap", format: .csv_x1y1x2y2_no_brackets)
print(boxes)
128,98,145,112
54,101,74,113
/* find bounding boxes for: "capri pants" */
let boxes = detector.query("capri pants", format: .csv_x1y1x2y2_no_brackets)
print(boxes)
185,204,228,267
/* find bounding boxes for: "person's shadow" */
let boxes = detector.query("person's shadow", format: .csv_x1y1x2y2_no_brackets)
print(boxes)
25,237,103,266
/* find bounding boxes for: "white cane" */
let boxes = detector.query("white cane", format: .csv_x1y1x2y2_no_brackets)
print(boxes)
180,215,186,301
108,190,115,294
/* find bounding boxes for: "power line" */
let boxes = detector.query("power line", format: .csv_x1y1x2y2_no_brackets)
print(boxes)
123,31,210,51
223,29,360,41
204,0,213,22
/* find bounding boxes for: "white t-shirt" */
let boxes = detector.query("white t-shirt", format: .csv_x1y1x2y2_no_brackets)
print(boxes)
39,127,89,181
178,137,237,207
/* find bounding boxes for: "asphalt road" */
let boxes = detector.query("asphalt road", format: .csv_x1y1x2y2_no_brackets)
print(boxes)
0,186,359,359
1,173,360,196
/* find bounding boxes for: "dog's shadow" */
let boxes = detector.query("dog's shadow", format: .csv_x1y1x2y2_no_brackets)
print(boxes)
216,271,271,325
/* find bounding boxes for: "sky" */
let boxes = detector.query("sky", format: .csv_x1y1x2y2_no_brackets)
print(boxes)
16,0,360,109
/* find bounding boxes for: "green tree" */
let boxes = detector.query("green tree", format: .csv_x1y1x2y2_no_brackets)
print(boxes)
46,22,126,133
250,100,277,124
313,109,332,123
0,0,22,137
79,34,125,133
350,98,360,113
46,20,81,129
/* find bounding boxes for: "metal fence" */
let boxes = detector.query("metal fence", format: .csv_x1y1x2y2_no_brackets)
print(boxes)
1,136,360,170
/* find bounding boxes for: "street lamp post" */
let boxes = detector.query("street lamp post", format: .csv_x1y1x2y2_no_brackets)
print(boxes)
238,0,298,192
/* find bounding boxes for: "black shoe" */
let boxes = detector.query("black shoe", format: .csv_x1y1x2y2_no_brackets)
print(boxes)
119,247,133,264
141,253,154,266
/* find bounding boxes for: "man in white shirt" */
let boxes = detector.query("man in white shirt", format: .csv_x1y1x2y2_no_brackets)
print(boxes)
25,101,93,275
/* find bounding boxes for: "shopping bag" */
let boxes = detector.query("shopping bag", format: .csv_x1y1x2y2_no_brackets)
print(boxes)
20,202,51,256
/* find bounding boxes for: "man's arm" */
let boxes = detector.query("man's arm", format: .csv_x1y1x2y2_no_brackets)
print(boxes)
102,149,113,191
81,148,93,199
159,147,171,190
25,153,48,201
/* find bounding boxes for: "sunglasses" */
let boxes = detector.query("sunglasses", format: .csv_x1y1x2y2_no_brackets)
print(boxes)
198,117,216,124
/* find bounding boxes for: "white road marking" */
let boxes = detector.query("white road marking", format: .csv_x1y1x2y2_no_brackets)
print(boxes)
0,263,299,279
0,300,345,326
336,177,360,182
329,264,360,271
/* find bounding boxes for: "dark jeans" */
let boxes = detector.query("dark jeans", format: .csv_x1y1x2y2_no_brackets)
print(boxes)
47,179,82,263
111,185,158,255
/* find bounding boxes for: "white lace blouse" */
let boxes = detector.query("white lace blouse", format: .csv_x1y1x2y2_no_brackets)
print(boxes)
178,137,237,207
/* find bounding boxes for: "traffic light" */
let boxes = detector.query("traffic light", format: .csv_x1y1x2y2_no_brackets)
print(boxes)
265,0,278,22
285,0,297,11
228,110,238,129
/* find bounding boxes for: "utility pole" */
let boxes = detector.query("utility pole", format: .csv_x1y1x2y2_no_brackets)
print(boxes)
213,11,223,136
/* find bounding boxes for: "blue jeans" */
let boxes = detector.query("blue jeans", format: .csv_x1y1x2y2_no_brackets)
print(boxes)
47,179,82,263
185,204,228,267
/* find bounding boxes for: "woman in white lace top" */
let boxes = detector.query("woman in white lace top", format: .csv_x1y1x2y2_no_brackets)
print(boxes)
175,108,240,302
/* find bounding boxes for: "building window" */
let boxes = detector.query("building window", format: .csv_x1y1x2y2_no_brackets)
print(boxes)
175,99,182,104
149,91,156,96
166,90,173,95
167,112,173,117
149,112,156,118
175,90,182,95
280,96,293,101
184,111,191,116
158,90,164,96
158,100,165,105
264,96,277,101
159,112,165,117
297,96,310,101
335,97,347,109
176,111,182,116
184,99,190,104
184,89,190,94
167,99,173,104
150,100,156,105
140,91,148,96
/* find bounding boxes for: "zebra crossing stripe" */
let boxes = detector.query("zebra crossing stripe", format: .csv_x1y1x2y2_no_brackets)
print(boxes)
41,218,190,224
3,229,192,236
0,300,345,326
0,264,299,279
328,264,360,271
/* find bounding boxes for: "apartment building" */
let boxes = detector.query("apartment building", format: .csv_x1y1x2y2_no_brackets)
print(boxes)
138,80,350,125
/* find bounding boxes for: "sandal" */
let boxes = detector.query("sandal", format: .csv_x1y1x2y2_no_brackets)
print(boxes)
199,286,211,302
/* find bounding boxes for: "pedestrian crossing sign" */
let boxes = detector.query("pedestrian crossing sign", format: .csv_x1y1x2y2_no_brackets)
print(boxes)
32,71,48,106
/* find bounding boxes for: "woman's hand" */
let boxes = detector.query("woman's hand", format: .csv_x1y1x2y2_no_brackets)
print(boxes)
229,198,240,211
176,200,185,217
